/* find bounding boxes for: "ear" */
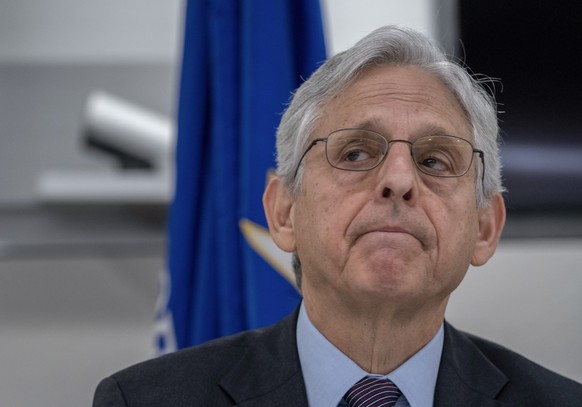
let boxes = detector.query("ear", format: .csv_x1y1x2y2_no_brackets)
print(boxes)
263,176,297,253
471,193,506,266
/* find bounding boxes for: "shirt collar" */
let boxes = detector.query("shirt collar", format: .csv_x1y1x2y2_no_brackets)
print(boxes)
296,302,444,407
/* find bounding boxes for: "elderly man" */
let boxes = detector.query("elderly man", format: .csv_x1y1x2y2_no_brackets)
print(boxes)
94,26,582,406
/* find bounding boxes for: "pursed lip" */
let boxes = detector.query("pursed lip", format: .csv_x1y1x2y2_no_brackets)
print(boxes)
353,224,424,247
358,226,417,239
371,226,411,235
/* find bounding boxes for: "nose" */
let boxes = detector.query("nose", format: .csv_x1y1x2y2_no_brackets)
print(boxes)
375,141,417,202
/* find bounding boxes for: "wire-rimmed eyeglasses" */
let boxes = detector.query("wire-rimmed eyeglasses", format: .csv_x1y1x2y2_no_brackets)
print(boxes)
292,128,484,183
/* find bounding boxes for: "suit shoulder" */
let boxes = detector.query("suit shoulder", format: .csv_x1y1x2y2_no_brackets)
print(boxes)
94,311,301,407
465,331,582,401
117,328,263,382
95,328,265,406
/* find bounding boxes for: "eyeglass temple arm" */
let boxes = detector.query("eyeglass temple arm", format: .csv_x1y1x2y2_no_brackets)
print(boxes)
474,149,485,182
292,138,327,180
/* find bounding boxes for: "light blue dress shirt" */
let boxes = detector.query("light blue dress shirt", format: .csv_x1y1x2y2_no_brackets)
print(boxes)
296,303,444,407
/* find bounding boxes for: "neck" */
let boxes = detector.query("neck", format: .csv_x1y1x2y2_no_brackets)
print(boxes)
302,293,447,374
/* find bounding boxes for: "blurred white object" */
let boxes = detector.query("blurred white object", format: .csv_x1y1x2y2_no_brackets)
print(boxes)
84,91,174,170
37,90,175,204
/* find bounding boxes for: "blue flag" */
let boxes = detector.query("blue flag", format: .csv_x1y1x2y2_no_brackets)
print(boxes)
156,0,326,352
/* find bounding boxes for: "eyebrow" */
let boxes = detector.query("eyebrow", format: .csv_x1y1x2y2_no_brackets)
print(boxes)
348,118,385,132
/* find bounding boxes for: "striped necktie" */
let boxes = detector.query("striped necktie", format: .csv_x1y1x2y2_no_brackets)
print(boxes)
344,376,401,407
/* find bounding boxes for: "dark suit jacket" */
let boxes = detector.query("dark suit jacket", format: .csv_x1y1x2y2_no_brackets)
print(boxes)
93,311,582,406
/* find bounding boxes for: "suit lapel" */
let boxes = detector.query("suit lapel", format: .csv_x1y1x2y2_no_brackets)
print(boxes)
219,309,309,407
434,322,509,407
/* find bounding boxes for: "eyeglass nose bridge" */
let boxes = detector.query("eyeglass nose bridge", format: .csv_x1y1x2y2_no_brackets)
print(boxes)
369,138,415,171
386,139,415,155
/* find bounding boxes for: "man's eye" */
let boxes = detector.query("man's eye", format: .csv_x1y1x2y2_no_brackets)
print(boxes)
419,156,448,170
345,150,370,162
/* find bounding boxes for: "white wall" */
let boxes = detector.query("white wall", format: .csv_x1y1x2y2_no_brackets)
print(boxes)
0,0,182,62
447,239,582,382
321,0,437,55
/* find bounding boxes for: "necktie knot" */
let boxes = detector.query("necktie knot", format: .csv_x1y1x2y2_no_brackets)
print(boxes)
344,376,401,407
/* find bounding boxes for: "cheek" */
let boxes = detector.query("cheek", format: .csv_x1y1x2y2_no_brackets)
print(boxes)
294,183,332,247
299,175,359,222
421,185,473,252
421,176,462,199
434,199,479,271
294,180,362,258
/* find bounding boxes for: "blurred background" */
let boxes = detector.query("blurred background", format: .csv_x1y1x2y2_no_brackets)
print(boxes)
0,0,580,405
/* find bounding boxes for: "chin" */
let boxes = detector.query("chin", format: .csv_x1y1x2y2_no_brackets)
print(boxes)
350,265,429,298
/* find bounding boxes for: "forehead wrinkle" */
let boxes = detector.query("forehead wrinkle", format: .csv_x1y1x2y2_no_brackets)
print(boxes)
343,77,463,114
348,75,448,104
320,67,472,139
339,95,470,141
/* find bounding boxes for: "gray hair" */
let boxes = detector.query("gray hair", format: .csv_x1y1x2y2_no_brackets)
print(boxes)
274,26,505,290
